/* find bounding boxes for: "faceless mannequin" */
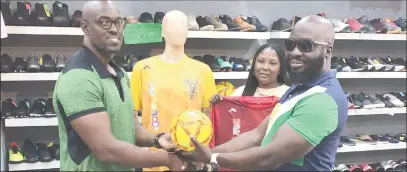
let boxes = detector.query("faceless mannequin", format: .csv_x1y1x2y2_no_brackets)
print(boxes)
160,10,188,63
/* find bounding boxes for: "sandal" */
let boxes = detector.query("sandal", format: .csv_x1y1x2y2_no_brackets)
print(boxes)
354,134,377,145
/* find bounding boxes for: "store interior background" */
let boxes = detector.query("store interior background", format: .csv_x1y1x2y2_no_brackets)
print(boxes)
1,0,406,166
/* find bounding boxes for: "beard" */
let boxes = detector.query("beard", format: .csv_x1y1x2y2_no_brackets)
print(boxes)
287,52,325,84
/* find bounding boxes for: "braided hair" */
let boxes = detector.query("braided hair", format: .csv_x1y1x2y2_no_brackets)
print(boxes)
241,43,288,96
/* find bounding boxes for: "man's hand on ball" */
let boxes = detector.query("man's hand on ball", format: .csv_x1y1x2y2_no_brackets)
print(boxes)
167,152,185,171
158,133,180,152
181,135,212,164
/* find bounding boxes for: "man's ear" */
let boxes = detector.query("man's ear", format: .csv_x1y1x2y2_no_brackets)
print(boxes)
80,21,90,35
325,45,333,58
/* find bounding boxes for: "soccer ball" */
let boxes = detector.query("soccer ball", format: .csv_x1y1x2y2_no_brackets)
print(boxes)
170,109,213,152
216,81,235,96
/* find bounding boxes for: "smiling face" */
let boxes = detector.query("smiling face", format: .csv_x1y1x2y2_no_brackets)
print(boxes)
254,47,281,88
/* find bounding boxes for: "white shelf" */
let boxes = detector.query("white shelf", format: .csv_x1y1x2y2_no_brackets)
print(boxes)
5,117,58,127
8,160,60,171
348,107,406,116
1,72,405,81
5,26,406,41
337,142,406,153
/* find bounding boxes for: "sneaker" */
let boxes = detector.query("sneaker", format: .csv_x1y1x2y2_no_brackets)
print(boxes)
26,54,41,73
113,55,131,72
139,12,153,23
345,57,368,72
1,99,16,119
329,18,351,33
383,94,405,107
331,57,344,72
218,15,241,31
247,15,268,32
370,18,387,33
13,57,27,72
217,56,232,72
41,54,56,72
23,139,38,163
36,143,53,162
1,1,12,25
350,94,364,109
357,15,376,33
206,16,228,31
30,99,45,117
196,16,214,31
13,2,31,26
242,59,252,71
383,18,402,34
44,98,56,117
9,142,24,164
233,16,256,32
15,99,30,118
53,1,69,27
203,54,221,72
187,14,199,31
291,16,302,26
357,93,375,109
360,164,374,172
381,57,405,71
56,55,67,72
154,12,165,24
47,143,60,161
271,18,292,31
366,93,385,108
344,18,368,33
229,57,244,71
336,57,352,72
70,10,82,27
391,92,406,106
30,3,52,26
376,57,396,71
376,94,395,108
358,57,385,71
348,164,362,172
393,58,406,68
1,54,14,73
333,164,350,172
394,17,406,33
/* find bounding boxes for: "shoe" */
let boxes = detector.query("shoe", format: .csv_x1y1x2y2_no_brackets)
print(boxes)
271,18,292,31
1,1,12,25
1,54,14,73
56,55,67,72
394,17,406,33
203,54,221,72
113,55,131,72
331,57,344,72
357,15,376,33
36,143,53,162
345,57,368,72
13,2,31,26
196,16,214,31
340,136,356,146
350,94,364,109
233,16,256,32
329,18,351,33
128,54,140,70
30,99,45,117
47,143,60,160
375,57,396,71
15,99,30,118
41,54,56,72
355,57,375,71
9,142,24,164
44,98,56,117
346,93,355,109
360,164,374,172
192,55,204,63
187,14,199,31
333,164,350,172
23,139,38,163
53,1,69,27
247,15,268,32
391,92,406,106
206,16,228,31
218,15,241,31
242,59,252,71
1,99,16,119
345,18,368,33
13,57,27,72
393,58,406,68
70,10,82,27
217,56,232,72
26,54,41,73
30,3,52,26
381,57,405,71
383,18,402,34
139,12,153,23
376,94,395,108
348,164,362,172
370,18,387,33
358,57,385,71
383,94,405,107
335,57,352,72
154,12,165,23
357,93,375,109
229,57,244,71
366,93,385,108
291,16,302,25
388,160,404,171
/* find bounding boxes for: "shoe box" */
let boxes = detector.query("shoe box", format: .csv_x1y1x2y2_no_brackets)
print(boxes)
8,139,60,164
1,98,55,119
347,92,406,109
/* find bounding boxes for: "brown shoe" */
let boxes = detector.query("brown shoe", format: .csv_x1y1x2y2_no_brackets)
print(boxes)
233,16,256,32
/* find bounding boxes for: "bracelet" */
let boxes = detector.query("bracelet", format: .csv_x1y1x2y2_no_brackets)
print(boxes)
153,132,165,149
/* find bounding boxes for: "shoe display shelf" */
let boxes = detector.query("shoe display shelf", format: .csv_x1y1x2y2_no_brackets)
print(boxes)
8,160,60,171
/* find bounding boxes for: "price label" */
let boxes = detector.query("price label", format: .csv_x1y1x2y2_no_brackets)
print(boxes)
124,23,162,44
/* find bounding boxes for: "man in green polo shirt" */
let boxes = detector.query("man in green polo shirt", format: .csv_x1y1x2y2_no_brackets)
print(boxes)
53,1,183,171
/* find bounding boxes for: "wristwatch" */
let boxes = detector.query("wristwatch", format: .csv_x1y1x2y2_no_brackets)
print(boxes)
210,153,220,165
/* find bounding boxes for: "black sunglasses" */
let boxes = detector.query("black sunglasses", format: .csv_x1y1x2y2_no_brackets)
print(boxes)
285,39,330,52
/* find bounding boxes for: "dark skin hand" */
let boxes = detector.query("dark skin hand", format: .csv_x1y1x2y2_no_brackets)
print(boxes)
209,94,223,105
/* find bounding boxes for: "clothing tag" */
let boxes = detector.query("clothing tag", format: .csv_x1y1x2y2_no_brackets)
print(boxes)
43,4,51,17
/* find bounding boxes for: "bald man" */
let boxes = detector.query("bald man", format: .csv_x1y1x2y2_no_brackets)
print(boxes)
52,1,183,171
181,15,348,171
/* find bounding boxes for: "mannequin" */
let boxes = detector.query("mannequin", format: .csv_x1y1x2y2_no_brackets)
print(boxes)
160,10,188,63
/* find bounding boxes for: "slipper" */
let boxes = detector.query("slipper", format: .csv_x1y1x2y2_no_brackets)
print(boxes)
360,164,374,172
385,134,400,143
354,134,377,145
340,136,356,146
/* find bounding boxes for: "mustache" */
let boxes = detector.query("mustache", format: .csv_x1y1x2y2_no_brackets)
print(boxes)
287,56,305,63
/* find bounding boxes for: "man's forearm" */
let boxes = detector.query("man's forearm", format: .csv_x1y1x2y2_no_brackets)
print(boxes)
134,115,156,147
212,130,262,153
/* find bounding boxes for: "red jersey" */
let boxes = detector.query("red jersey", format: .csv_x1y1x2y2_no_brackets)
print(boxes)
210,96,280,147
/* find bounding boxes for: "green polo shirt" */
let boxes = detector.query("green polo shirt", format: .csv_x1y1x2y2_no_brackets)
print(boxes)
53,46,135,171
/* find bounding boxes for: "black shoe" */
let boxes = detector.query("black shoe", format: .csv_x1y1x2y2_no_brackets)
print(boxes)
345,57,368,72
113,55,131,72
13,2,31,26
358,57,383,71
350,94,364,109
381,57,405,71
36,143,53,162
366,93,385,108
30,99,45,117
393,58,406,67
53,1,69,27
357,15,376,33
139,12,153,23
70,10,82,27
154,12,165,23
229,57,244,71
395,17,406,32
47,143,60,160
1,99,16,119
44,98,55,117
13,57,27,73
30,3,52,26
218,15,241,31
376,94,395,108
271,18,292,31
1,1,12,25
41,54,56,72
331,57,344,72
56,55,67,72
127,54,139,70
1,54,14,73
193,55,204,63
356,57,375,71
196,16,214,31
247,15,268,32
335,57,351,72
243,59,252,71
15,99,30,118
357,93,375,109
23,139,38,163
26,54,41,73
203,54,221,72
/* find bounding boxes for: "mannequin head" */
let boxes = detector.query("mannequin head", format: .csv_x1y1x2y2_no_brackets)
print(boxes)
162,10,188,47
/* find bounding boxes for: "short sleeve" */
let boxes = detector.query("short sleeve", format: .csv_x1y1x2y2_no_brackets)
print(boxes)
202,66,217,108
286,93,338,146
130,63,143,111
56,70,105,121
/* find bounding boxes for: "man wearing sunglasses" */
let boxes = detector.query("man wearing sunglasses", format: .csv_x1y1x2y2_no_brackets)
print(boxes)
52,1,184,171
180,15,347,172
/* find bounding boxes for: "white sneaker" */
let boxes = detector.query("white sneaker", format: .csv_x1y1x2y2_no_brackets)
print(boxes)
187,14,199,31
329,18,350,32
383,94,405,107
